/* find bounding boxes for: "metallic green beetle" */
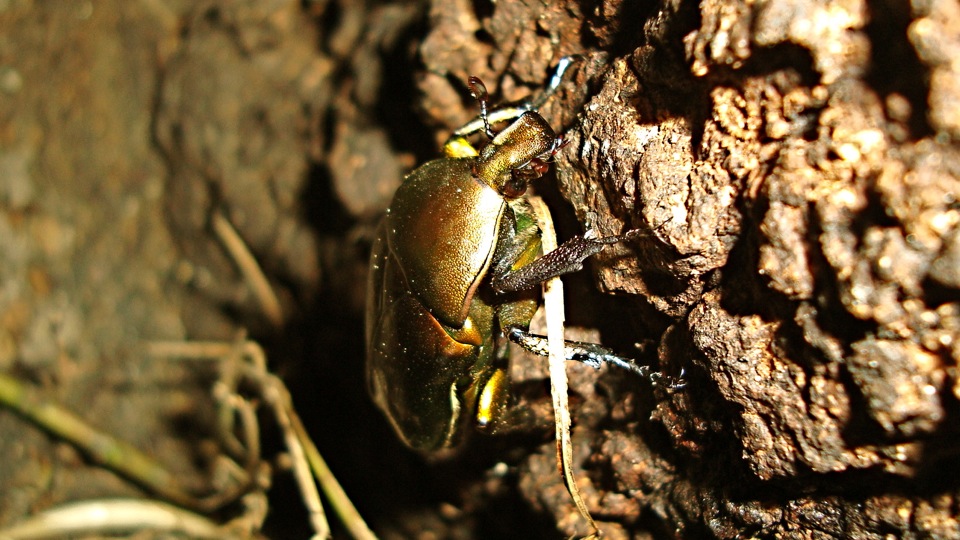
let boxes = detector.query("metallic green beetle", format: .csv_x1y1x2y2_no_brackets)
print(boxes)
366,60,671,451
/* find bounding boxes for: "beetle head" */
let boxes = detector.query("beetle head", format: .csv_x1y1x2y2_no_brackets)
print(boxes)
473,112,561,199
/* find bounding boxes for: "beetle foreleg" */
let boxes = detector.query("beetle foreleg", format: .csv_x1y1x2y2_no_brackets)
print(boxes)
492,232,626,293
507,328,685,389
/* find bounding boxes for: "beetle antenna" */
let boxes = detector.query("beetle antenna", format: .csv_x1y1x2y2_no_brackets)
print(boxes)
530,55,580,110
449,60,579,144
467,76,495,139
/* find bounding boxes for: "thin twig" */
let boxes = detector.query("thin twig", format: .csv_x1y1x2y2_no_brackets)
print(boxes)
528,196,600,537
146,338,377,539
0,498,226,540
0,371,247,513
210,210,285,328
260,373,331,539
287,408,378,540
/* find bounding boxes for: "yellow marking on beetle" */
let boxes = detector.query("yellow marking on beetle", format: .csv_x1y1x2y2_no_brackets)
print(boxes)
444,383,462,446
443,136,480,158
475,369,506,427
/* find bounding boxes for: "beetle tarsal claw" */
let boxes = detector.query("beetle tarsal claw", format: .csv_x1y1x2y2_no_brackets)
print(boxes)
621,229,649,241
647,368,687,390
665,368,688,390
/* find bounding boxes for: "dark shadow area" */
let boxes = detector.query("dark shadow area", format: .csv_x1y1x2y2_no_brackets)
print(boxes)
864,0,935,139
805,203,878,350
374,11,436,163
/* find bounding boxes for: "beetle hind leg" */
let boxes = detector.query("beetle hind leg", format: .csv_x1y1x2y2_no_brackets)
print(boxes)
507,327,685,389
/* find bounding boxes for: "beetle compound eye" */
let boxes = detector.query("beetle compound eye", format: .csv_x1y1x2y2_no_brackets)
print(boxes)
502,173,527,198
529,158,549,177
507,158,550,186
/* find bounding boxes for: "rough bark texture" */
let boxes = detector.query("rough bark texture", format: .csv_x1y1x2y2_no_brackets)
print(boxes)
0,0,958,538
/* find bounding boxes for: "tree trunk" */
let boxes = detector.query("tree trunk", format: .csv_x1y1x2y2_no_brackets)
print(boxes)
0,0,956,538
